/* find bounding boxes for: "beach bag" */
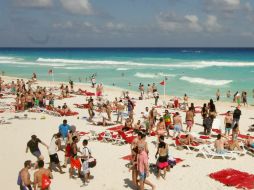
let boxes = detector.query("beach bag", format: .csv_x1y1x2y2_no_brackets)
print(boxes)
88,157,96,168
41,174,51,190
17,172,22,186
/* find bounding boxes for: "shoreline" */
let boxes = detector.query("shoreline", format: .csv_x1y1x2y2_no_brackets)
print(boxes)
2,75,252,110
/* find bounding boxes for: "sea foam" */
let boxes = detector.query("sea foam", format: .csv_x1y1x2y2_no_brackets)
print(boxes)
36,58,254,68
180,76,232,86
134,72,159,79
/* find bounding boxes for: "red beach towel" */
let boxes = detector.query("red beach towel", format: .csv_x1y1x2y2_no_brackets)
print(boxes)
209,168,254,189
107,125,124,131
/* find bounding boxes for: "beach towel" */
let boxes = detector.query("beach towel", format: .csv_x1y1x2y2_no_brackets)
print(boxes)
41,174,51,190
121,154,132,161
73,103,89,109
118,131,136,144
58,111,79,116
0,110,5,113
199,135,211,139
238,134,254,139
107,125,124,131
212,129,221,134
78,131,89,136
209,168,254,189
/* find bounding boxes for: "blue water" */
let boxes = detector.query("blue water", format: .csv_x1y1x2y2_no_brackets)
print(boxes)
0,48,254,101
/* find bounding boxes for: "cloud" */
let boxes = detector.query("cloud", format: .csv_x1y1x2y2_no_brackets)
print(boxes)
211,0,240,10
14,0,52,8
157,12,204,32
53,21,73,29
156,12,182,32
60,0,93,15
106,22,127,31
205,15,222,32
204,0,241,12
185,15,203,32
241,31,254,37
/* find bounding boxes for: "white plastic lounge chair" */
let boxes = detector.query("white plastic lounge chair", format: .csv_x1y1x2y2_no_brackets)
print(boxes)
89,130,99,141
101,131,114,143
198,144,237,160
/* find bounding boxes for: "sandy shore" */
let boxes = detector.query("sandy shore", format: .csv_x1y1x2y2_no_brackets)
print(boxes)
1,75,254,190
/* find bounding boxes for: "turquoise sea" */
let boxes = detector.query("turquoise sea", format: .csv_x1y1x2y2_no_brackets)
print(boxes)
0,48,254,101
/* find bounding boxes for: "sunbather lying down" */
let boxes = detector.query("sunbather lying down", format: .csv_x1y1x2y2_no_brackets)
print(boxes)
92,121,115,126
179,134,210,145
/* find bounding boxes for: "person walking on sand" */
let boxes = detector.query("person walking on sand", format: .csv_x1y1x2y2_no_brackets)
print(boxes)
137,145,155,190
18,160,33,190
26,135,48,161
80,139,92,185
33,160,53,190
48,133,65,174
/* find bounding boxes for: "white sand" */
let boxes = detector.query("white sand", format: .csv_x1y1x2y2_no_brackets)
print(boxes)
1,75,254,189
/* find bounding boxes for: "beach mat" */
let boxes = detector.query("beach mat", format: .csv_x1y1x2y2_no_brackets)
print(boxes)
238,134,254,139
209,168,254,189
107,125,124,131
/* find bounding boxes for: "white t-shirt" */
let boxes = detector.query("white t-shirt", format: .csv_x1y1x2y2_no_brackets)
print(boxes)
81,146,91,161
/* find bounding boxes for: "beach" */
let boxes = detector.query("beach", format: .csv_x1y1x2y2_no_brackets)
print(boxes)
1,75,254,190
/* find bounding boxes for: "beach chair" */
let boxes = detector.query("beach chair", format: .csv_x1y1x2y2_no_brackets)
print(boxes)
89,130,99,141
228,142,247,157
198,145,237,160
113,133,126,146
173,137,200,151
101,131,115,143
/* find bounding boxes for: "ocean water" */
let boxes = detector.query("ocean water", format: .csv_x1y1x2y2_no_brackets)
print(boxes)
0,48,254,101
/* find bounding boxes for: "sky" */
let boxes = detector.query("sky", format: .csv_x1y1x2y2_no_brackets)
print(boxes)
1,0,254,47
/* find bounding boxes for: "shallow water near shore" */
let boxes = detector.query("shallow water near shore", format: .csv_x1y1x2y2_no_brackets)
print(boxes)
0,47,254,101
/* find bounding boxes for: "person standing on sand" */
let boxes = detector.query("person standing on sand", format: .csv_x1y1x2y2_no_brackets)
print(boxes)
26,135,48,161
163,110,172,137
232,106,241,128
69,136,82,179
183,94,189,109
137,145,155,190
173,112,182,138
127,98,135,123
33,160,53,190
242,91,247,106
18,160,33,190
153,90,159,106
224,111,233,136
88,98,95,122
116,99,125,123
58,119,71,143
80,139,92,185
185,107,194,132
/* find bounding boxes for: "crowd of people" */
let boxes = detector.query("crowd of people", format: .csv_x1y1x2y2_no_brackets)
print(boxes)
1,74,254,190
20,119,95,189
